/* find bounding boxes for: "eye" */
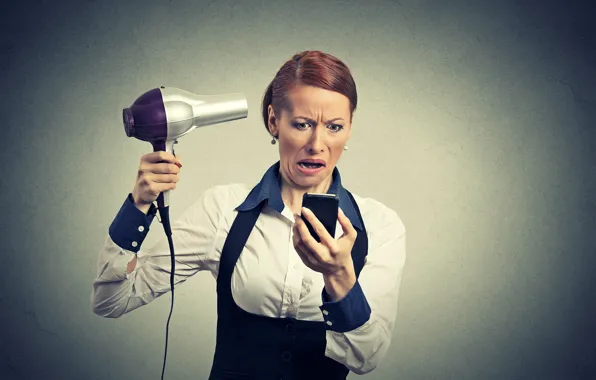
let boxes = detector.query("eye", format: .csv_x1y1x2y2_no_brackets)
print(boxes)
292,122,311,130
292,122,344,132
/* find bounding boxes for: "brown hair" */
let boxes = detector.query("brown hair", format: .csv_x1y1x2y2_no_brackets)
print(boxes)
261,50,358,136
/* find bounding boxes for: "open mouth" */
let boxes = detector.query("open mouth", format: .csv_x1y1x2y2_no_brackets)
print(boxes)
297,159,326,170
298,162,325,169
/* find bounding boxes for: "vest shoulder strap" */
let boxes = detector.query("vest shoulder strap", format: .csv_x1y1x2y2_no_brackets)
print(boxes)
343,189,368,278
217,201,264,295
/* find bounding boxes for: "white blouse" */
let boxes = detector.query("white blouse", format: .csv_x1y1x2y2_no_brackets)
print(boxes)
91,167,406,375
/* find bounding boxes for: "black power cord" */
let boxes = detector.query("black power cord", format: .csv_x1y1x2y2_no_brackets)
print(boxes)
156,205,175,380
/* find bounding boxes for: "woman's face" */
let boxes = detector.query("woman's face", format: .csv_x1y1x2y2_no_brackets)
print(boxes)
268,85,352,190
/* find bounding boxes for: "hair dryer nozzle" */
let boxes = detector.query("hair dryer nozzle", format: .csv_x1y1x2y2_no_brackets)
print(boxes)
191,93,248,128
123,108,135,137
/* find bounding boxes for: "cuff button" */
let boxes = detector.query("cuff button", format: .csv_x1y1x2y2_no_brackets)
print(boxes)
132,241,138,248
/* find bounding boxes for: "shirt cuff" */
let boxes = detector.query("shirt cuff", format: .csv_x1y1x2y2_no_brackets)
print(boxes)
108,193,158,253
319,280,372,333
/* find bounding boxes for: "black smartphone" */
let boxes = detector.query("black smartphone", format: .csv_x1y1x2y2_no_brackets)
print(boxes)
301,193,339,243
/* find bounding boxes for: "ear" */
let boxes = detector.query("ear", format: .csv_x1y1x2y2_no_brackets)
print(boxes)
267,105,279,137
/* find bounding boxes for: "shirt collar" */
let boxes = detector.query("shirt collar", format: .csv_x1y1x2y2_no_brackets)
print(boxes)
235,161,363,231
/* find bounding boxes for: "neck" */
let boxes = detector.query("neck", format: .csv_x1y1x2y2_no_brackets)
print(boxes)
279,172,334,215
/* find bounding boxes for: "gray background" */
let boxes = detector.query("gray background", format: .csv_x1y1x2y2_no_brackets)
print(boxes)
2,0,595,379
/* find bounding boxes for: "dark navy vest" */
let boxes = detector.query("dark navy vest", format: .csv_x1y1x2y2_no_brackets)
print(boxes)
208,190,368,380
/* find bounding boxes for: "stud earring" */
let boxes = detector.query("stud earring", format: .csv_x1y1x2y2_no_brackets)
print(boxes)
343,145,348,151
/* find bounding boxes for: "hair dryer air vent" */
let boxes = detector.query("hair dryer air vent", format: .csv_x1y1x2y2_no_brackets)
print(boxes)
123,108,135,137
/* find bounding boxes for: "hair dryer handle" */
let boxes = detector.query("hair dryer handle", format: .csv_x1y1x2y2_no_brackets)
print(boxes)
153,139,177,209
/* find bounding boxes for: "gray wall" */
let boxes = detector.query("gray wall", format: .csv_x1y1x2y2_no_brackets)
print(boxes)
2,0,595,379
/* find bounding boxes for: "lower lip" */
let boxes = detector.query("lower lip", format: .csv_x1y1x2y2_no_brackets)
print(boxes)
296,163,325,175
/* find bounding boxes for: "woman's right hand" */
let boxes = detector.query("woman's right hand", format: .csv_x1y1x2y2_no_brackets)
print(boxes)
131,151,182,212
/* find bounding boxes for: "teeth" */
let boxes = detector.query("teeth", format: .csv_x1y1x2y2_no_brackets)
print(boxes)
299,162,321,168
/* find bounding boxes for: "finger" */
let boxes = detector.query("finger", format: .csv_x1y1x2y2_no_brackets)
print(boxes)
145,151,178,164
151,173,179,183
292,220,308,252
337,207,357,241
301,207,335,247
174,154,182,167
144,163,180,175
295,214,318,249
295,213,331,262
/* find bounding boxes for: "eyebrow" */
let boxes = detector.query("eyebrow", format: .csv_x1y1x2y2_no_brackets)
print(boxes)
294,116,345,123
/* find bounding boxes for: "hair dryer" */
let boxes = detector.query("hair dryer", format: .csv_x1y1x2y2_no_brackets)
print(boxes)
122,86,248,210
121,86,247,380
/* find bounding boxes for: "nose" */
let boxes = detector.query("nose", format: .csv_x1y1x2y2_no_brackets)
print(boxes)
307,126,325,153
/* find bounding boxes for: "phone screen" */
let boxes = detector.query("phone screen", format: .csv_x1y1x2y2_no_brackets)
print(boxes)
301,193,339,242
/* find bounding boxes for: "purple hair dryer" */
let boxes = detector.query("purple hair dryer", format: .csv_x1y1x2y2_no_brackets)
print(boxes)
122,86,248,209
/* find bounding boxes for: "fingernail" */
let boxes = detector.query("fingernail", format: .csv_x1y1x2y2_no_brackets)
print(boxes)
302,207,310,214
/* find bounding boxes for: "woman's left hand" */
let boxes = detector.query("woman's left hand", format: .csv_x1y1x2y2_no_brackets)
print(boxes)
292,207,358,276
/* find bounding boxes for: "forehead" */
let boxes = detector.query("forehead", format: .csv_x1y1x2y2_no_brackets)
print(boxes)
285,85,350,117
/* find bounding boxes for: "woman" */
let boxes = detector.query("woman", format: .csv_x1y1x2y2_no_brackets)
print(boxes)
92,50,407,379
